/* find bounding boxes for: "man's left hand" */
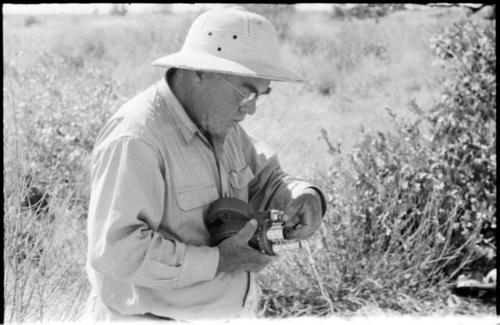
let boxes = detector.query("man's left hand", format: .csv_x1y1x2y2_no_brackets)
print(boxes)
283,188,323,240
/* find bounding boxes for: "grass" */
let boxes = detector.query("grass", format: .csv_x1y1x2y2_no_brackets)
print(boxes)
3,6,496,322
241,9,462,180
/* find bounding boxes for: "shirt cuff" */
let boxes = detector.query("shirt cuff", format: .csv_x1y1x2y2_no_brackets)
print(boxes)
288,181,327,217
307,186,327,217
178,244,219,287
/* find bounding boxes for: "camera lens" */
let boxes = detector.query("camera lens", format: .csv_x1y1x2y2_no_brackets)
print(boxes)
266,223,285,241
272,240,302,253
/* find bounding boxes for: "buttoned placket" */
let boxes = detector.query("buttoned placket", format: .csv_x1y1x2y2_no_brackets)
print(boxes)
157,78,231,199
197,132,230,198
213,145,230,198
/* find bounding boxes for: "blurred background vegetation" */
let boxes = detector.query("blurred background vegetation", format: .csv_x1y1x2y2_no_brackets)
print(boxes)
3,3,496,322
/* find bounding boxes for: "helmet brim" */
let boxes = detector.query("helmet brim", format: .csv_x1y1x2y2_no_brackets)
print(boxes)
152,50,304,83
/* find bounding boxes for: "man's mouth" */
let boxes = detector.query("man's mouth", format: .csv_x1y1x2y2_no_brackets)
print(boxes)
232,116,245,123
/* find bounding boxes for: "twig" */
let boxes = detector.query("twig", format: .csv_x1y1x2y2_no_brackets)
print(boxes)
320,128,341,155
304,241,335,315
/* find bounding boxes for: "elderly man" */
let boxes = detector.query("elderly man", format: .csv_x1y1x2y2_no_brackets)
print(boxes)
85,7,326,321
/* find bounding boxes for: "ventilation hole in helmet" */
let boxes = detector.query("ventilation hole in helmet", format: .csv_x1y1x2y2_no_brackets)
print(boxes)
208,32,212,36
233,35,237,39
217,47,222,51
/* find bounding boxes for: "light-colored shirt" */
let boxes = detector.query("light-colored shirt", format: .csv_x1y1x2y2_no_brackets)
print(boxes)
85,77,326,321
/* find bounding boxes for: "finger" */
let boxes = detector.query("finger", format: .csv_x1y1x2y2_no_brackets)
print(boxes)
254,264,269,273
281,213,293,224
250,255,276,272
284,203,302,227
285,226,311,240
245,246,276,261
287,201,319,229
283,205,307,236
268,255,279,263
286,214,301,228
285,217,319,239
289,216,323,239
233,219,258,244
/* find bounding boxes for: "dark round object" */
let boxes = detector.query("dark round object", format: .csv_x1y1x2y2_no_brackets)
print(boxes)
205,198,276,255
205,198,252,245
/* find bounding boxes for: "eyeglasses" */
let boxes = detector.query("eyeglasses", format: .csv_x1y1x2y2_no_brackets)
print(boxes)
217,74,271,107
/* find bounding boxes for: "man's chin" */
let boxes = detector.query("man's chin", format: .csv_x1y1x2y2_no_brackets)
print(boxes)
211,125,237,142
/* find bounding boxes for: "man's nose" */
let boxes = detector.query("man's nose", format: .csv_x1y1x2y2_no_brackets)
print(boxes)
239,101,257,115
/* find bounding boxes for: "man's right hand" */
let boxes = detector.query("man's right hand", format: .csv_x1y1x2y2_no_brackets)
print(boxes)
216,219,277,274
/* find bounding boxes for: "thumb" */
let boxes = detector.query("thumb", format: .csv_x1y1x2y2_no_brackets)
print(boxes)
233,219,258,244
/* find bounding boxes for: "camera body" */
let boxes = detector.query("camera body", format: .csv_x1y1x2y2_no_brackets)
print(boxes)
205,198,302,255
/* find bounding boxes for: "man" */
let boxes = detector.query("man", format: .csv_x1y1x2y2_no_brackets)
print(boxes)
85,7,326,321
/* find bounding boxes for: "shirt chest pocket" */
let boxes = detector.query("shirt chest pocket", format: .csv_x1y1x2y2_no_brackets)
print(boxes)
176,184,219,211
227,165,254,203
175,183,219,245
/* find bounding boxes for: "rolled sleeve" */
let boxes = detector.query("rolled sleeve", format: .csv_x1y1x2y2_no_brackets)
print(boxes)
238,128,326,216
285,182,327,217
88,136,218,289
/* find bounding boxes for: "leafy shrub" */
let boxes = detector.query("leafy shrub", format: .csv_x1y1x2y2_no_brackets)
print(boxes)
331,4,405,22
334,16,495,288
325,17,496,292
4,49,123,321
5,49,122,199
426,20,496,265
109,4,128,16
258,19,495,316
331,5,348,21
240,4,296,40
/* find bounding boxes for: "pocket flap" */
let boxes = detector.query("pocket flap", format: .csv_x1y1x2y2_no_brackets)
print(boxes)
176,184,219,211
228,166,254,190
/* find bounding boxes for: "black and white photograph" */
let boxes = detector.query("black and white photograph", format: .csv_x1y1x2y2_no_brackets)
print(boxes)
3,3,497,324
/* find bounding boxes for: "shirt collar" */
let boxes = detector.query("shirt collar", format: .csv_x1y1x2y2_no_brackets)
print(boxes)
156,77,199,144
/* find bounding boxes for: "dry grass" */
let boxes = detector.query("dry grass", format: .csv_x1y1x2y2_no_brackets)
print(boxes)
3,6,495,322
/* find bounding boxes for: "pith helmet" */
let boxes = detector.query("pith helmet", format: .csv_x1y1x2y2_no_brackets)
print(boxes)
152,7,304,82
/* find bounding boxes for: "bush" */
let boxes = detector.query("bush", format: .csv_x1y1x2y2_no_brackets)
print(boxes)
331,4,405,22
328,17,496,295
4,49,123,321
258,19,495,316
239,4,296,40
329,17,496,289
331,5,348,21
4,49,122,202
109,4,128,16
427,20,496,265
